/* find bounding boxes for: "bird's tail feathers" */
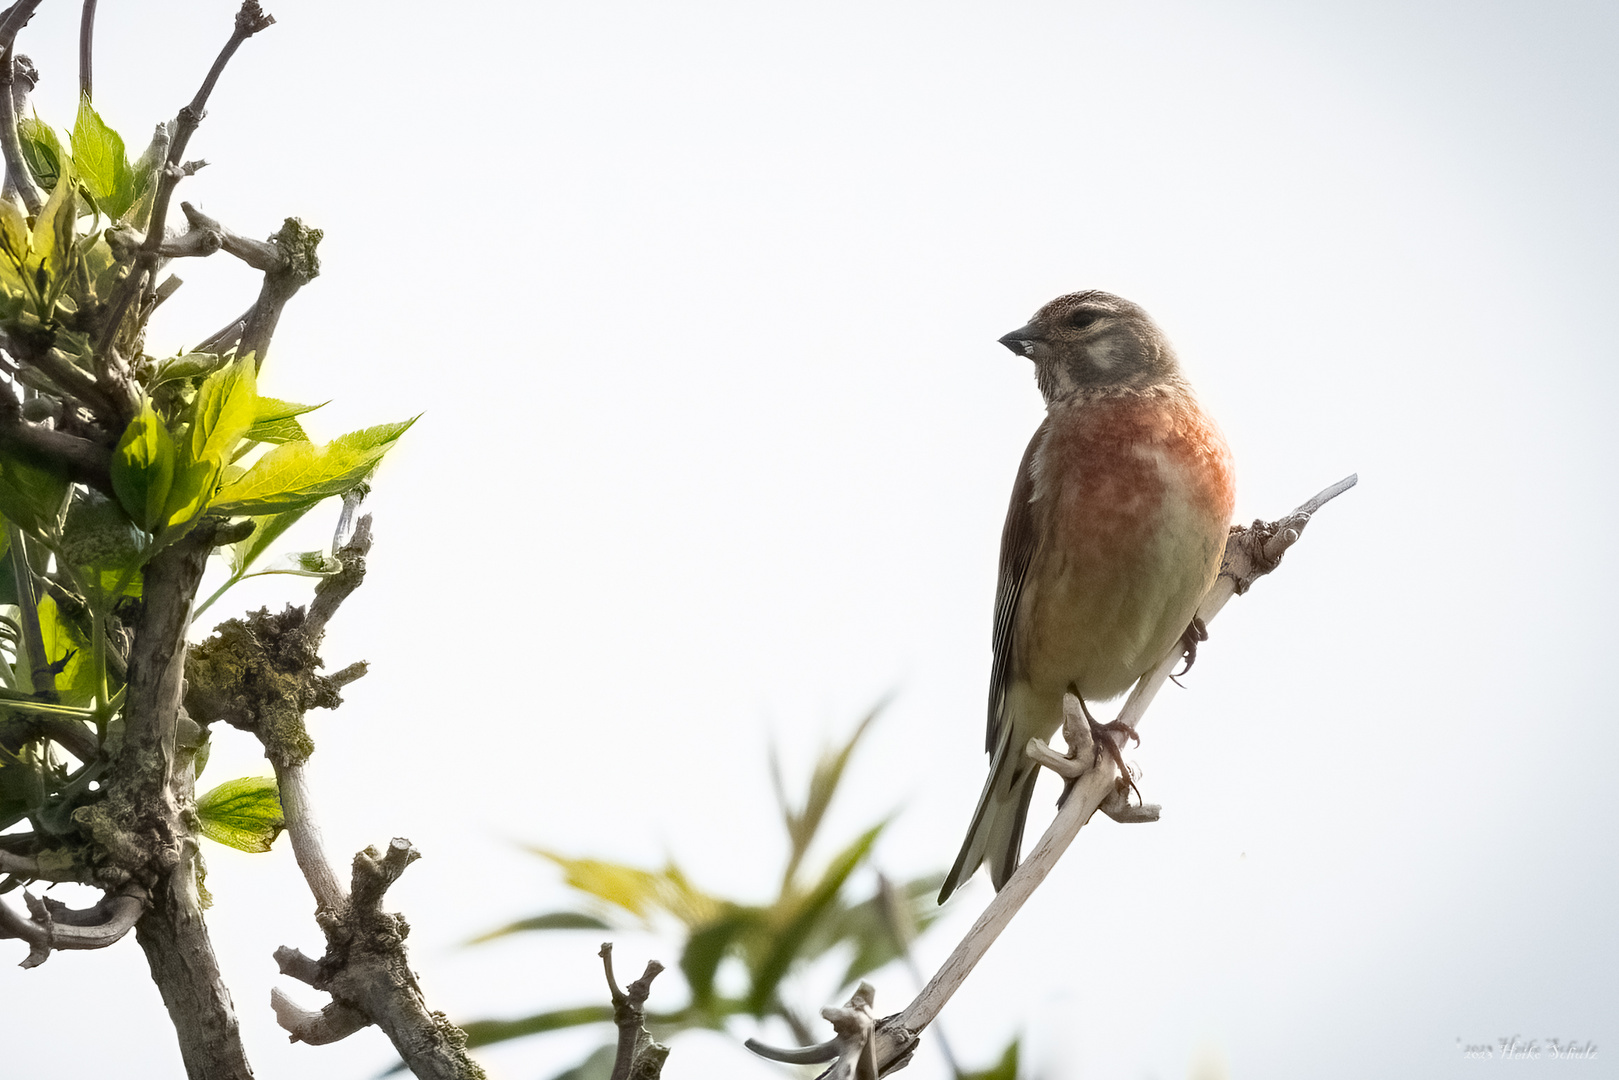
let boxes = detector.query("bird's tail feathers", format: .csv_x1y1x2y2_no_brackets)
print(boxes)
938,728,1040,903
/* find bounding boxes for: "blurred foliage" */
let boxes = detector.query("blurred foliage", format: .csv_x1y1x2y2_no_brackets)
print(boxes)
463,708,967,1079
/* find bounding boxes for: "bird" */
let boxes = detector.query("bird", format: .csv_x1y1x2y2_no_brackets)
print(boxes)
937,291,1235,903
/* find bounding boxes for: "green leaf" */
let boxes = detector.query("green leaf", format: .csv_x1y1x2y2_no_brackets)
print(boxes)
775,703,883,887
254,397,325,423
36,596,97,707
110,398,176,531
459,1011,616,1050
745,822,884,1015
0,453,70,535
26,154,77,310
958,1038,1021,1080
0,198,29,294
679,906,758,1010
465,911,613,944
227,504,317,579
242,414,307,445
531,849,724,928
16,116,62,192
825,872,945,989
71,97,136,220
188,357,259,469
243,398,325,446
210,417,416,517
151,352,230,386
195,776,283,853
164,357,258,526
545,1045,618,1080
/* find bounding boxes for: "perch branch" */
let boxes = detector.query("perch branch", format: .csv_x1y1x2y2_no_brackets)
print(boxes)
748,474,1358,1075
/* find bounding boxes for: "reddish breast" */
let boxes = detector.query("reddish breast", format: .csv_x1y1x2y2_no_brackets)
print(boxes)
1039,386,1235,563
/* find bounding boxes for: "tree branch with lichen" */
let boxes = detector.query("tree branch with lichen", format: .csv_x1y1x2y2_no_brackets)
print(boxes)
185,517,484,1079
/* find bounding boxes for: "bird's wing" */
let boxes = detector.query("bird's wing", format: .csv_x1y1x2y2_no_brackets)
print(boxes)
986,419,1044,753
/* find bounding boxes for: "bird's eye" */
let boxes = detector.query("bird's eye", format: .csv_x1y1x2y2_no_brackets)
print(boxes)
1067,311,1101,330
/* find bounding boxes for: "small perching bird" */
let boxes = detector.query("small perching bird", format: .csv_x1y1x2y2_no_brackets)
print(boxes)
938,291,1236,903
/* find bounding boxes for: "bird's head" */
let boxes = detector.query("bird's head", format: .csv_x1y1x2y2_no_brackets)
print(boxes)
998,291,1181,402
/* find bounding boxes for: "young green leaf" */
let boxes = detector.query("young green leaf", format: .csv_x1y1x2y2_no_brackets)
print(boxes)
227,504,317,579
210,417,416,517
188,357,259,468
744,822,884,1015
151,352,230,386
111,399,176,531
25,155,77,310
71,97,136,220
35,596,97,707
163,357,259,527
0,453,70,535
243,397,325,446
679,907,760,1010
0,199,29,295
464,911,613,944
195,776,284,853
16,116,63,191
458,1012,618,1052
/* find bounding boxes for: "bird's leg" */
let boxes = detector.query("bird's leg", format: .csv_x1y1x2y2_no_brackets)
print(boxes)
1170,615,1209,686
1065,689,1142,806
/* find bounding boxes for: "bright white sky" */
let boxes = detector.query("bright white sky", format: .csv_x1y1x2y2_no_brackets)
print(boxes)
4,2,1616,1078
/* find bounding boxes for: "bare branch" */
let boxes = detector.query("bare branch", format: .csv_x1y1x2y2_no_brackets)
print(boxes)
77,0,95,99
277,760,346,911
270,839,487,1078
269,986,369,1045
746,984,885,1080
305,513,370,638
0,36,41,213
601,943,669,1080
238,216,320,366
0,1,43,49
0,884,146,968
178,201,285,270
96,1,276,359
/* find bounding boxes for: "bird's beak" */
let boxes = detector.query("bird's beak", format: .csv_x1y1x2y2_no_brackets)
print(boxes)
998,325,1041,358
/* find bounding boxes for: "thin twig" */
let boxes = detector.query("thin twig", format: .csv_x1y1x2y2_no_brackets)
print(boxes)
601,944,669,1080
95,1,275,359
78,0,95,100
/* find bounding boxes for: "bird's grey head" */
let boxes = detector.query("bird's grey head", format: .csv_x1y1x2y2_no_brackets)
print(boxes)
998,291,1181,402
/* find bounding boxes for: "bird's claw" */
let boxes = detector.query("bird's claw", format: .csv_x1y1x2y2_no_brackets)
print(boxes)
1032,695,1152,813
1170,615,1209,684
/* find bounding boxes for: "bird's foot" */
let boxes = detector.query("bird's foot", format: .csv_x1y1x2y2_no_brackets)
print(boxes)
1170,615,1209,686
1030,695,1151,811
1087,715,1143,805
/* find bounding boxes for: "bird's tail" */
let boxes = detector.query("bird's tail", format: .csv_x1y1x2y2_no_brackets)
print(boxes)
937,724,1039,904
